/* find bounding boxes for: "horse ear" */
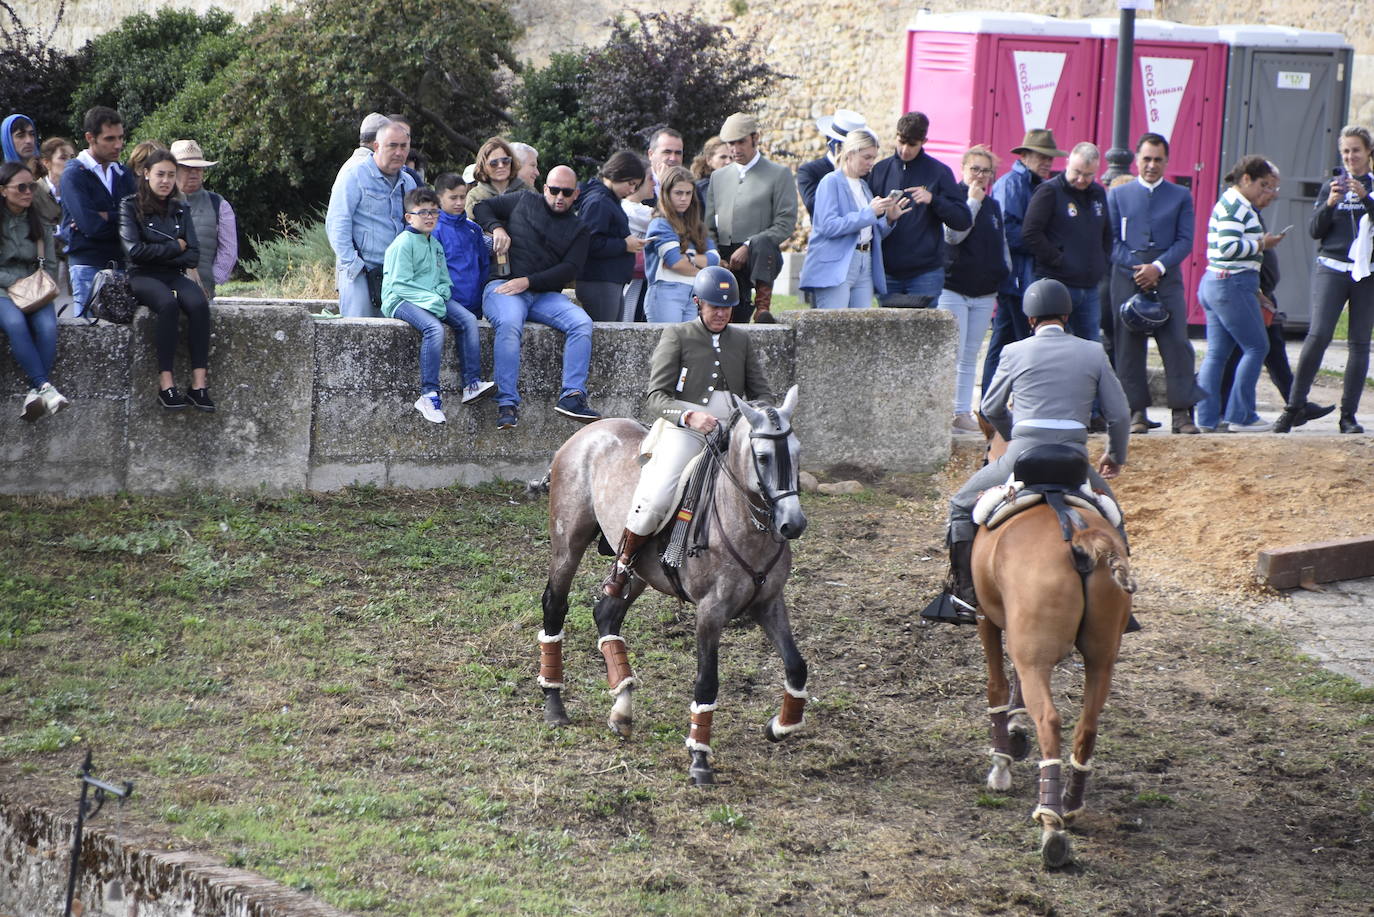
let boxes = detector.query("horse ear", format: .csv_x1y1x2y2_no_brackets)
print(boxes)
778,384,799,421
734,395,765,427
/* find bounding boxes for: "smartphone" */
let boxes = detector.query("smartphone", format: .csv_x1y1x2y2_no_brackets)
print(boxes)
1333,167,1347,191
1278,224,1294,236
886,189,904,200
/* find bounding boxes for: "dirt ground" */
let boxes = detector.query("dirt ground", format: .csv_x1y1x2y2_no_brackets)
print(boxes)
3,419,1373,915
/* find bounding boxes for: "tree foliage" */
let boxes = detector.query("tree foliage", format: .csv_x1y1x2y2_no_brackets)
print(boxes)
0,1,88,142
69,8,242,139
518,10,789,175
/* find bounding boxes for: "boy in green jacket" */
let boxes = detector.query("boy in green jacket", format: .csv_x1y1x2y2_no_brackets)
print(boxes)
383,187,493,423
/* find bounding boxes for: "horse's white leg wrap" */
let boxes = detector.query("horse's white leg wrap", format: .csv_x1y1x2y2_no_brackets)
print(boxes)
537,630,564,689
598,634,638,696
686,701,716,755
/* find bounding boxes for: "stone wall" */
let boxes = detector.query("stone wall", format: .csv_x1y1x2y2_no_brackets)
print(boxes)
0,787,351,916
0,303,957,496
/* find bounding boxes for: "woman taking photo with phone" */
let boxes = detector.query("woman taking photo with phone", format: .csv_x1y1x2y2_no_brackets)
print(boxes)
1274,125,1374,434
119,148,214,411
799,129,908,309
1196,155,1285,433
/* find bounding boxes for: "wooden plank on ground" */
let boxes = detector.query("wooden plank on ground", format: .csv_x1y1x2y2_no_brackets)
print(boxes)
1256,535,1374,589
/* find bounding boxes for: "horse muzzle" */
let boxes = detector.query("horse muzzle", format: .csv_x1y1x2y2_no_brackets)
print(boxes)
776,506,807,540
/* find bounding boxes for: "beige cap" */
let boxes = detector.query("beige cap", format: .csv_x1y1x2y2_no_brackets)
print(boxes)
169,139,218,168
719,112,759,142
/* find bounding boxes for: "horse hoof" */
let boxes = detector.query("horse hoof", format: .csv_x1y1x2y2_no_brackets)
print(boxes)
607,715,633,740
1008,725,1031,761
688,750,715,786
543,694,570,727
1040,829,1073,869
764,716,783,743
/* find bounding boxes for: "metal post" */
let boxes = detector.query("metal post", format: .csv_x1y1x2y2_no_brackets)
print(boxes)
63,754,92,917
1103,7,1137,183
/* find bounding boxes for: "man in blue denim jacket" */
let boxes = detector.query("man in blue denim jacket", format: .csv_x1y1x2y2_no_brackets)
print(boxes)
326,122,416,317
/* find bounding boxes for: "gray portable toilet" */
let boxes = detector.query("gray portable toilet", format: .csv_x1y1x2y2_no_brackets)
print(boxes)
1217,25,1353,329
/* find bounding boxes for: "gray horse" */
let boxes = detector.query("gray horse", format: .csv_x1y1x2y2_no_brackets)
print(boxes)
537,386,809,785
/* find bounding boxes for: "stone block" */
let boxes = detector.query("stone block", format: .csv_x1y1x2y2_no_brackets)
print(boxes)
787,307,955,472
123,302,315,494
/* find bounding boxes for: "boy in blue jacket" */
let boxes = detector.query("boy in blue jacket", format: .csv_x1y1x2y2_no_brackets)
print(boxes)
383,187,493,424
432,172,490,318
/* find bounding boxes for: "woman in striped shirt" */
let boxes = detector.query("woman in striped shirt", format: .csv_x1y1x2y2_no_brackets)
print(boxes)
1196,156,1287,432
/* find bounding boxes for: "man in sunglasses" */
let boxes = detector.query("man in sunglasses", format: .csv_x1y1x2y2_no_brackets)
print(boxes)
473,165,600,429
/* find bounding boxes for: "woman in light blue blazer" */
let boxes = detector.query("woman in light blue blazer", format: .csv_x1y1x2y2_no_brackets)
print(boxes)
800,129,908,309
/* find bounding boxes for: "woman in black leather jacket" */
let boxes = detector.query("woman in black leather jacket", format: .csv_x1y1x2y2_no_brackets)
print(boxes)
119,147,213,411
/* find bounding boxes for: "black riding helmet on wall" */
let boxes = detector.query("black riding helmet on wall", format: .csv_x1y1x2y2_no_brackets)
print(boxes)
692,265,740,309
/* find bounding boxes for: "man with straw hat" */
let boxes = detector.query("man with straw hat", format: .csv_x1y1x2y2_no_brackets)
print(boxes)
797,108,870,217
170,138,237,299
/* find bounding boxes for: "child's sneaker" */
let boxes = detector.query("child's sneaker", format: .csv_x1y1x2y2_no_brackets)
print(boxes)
21,388,44,422
414,392,446,424
461,380,496,404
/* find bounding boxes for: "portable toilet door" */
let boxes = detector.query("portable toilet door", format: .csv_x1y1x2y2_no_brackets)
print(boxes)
1217,25,1354,328
905,11,1099,177
1088,19,1229,323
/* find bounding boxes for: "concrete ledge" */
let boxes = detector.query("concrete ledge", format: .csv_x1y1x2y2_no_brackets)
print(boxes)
1257,535,1374,588
0,788,353,916
2,301,955,495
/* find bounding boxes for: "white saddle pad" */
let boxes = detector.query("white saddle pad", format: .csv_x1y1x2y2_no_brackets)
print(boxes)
972,476,1122,530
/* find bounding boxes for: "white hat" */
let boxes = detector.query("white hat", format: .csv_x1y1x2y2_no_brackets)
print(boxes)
169,139,217,168
815,109,869,144
462,163,477,184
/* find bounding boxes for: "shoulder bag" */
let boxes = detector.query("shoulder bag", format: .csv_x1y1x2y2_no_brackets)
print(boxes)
9,233,58,314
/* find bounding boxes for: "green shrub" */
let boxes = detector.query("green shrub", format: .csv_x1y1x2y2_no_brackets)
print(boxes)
242,215,335,283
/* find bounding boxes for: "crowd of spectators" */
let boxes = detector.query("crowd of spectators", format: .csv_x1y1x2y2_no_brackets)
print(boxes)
4,99,1371,437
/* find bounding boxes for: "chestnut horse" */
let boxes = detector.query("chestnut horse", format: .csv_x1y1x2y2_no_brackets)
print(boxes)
972,419,1136,866
538,387,808,786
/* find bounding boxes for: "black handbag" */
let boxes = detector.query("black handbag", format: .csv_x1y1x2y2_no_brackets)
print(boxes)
87,262,139,325
362,263,384,311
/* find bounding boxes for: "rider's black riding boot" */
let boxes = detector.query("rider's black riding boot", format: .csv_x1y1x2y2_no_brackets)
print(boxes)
601,529,649,599
921,538,979,625
1114,524,1142,634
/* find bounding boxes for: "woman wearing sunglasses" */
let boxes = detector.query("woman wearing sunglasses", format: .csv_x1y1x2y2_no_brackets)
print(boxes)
119,148,214,412
465,137,530,209
0,160,67,420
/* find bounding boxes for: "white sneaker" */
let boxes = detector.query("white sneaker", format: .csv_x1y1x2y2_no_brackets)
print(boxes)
414,392,445,424
1227,419,1272,433
37,383,68,417
461,380,496,404
952,412,981,434
21,389,44,422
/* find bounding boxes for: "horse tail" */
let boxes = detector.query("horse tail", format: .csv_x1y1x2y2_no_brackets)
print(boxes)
1069,527,1136,595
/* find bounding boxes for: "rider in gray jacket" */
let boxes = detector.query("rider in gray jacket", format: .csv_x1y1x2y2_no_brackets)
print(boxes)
929,278,1131,625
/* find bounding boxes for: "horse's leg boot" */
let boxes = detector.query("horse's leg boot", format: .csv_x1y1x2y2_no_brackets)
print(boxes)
601,529,649,598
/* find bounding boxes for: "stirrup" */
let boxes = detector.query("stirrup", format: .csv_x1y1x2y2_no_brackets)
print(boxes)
601,561,631,599
920,592,978,625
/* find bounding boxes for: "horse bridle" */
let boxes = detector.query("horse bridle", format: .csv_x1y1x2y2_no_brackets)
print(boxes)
710,406,799,533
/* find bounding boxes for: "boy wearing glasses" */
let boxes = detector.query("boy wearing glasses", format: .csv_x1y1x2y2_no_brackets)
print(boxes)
383,187,493,424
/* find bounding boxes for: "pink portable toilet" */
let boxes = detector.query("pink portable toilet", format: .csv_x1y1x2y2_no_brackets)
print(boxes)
1088,19,1229,323
904,11,1099,176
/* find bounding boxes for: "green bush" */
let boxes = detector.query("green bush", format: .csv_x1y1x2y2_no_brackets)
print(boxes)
242,215,334,283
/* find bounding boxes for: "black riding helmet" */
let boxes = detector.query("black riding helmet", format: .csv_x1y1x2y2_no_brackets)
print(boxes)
692,265,739,308
1022,277,1073,319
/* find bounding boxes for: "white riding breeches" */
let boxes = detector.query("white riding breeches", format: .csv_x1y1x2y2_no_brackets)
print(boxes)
626,420,707,536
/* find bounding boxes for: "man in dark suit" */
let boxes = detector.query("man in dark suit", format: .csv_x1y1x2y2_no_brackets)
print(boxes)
1106,133,1203,434
796,109,869,217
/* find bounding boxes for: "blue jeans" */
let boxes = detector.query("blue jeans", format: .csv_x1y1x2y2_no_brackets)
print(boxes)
938,290,996,414
482,282,592,407
645,282,695,323
813,252,875,310
980,292,1031,392
1065,283,1101,341
69,263,100,317
881,266,944,305
1197,270,1267,428
0,295,58,389
393,299,481,395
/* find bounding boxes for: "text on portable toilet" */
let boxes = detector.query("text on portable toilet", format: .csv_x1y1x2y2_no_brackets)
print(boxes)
1140,57,1193,139
1015,50,1065,130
